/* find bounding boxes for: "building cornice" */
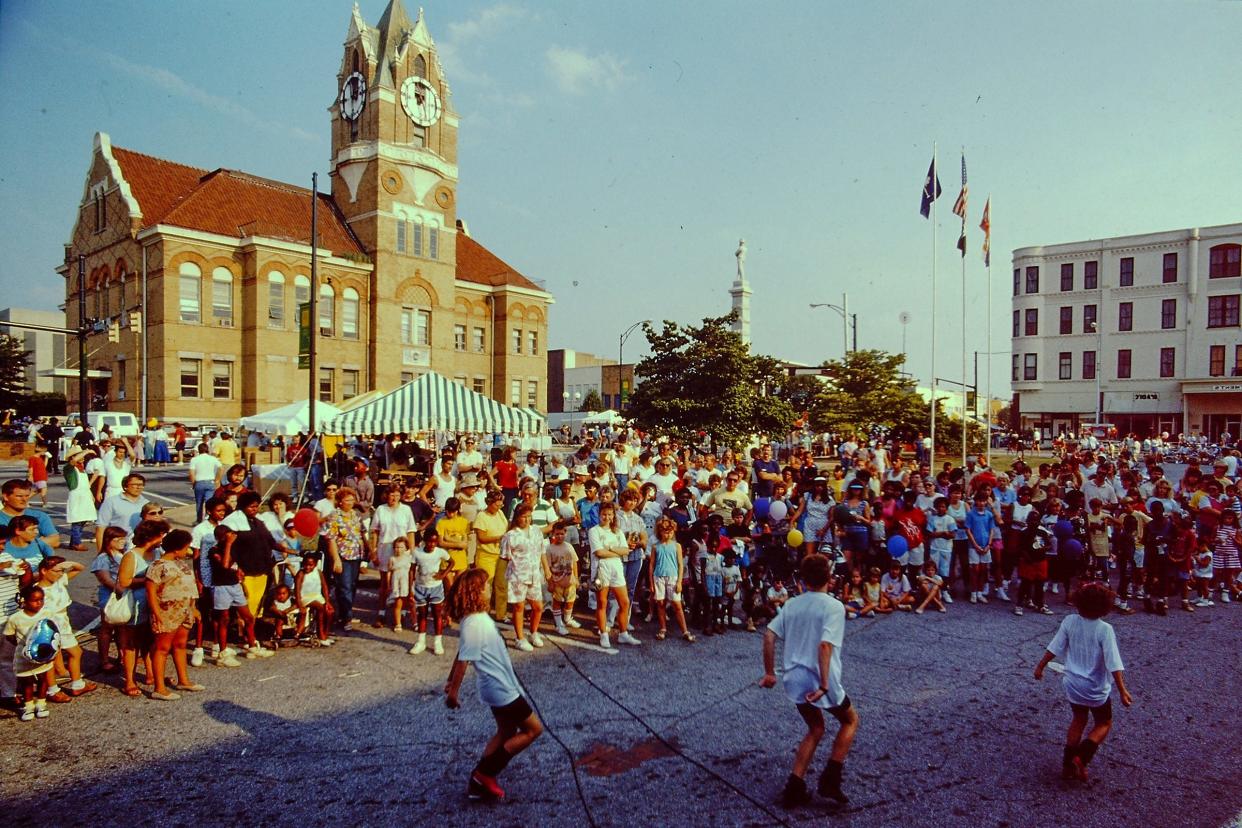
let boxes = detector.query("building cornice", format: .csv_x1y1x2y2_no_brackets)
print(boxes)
136,224,373,272
334,140,459,180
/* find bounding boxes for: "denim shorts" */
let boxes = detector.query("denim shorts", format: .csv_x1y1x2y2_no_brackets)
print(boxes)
705,573,723,598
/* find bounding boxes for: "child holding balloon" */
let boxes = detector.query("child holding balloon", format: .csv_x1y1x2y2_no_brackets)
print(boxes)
5,584,55,721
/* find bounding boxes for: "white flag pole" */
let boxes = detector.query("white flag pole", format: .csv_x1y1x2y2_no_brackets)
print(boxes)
960,149,967,472
930,142,938,466
986,195,993,468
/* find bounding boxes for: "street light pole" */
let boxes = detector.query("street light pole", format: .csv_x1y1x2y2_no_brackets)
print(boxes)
618,320,650,410
809,297,857,358
1089,321,1102,429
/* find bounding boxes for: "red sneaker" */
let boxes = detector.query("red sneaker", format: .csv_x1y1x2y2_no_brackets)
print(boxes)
468,770,505,801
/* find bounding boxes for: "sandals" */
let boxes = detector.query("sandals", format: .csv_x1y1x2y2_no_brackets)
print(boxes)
67,682,99,697
173,683,206,692
655,630,667,641
682,632,696,643
150,690,182,701
122,686,142,697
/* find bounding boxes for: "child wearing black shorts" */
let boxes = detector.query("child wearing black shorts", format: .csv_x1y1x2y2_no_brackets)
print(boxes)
444,568,543,801
1034,582,1133,781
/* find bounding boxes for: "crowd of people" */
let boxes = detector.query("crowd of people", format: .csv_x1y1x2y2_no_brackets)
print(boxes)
1,421,1239,729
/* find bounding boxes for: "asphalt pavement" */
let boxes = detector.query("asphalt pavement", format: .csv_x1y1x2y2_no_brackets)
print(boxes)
1,461,1238,827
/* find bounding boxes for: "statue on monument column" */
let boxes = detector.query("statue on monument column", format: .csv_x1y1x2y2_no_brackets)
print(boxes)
735,238,746,281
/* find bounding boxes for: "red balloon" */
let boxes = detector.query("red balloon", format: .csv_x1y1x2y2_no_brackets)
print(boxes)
292,507,320,538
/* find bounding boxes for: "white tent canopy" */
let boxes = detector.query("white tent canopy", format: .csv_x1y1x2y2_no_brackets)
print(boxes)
580,409,626,425
325,372,546,436
239,400,344,436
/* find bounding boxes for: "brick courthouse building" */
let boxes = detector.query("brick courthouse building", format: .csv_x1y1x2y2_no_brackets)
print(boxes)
59,1,552,424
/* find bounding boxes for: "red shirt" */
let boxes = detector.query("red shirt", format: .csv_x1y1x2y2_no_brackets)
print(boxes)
27,455,47,483
494,460,518,489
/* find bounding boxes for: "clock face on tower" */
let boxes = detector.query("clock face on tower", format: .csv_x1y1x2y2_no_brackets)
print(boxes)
340,71,366,121
400,77,442,127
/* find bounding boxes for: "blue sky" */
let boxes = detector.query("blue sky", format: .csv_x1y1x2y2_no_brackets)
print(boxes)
1,1,1239,399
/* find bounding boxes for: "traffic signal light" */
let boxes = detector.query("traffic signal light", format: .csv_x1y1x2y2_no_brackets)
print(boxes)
107,321,119,343
130,311,142,334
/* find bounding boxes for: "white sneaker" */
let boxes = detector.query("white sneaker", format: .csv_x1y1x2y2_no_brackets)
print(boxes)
216,653,241,667
1049,583,1059,595
408,635,426,655
530,633,545,648
981,583,991,597
221,646,238,658
565,616,582,629
251,645,275,658
516,638,534,652
943,592,953,604
617,631,642,646
996,587,1011,602
977,594,988,604
190,647,205,667
432,636,444,656
1013,607,1024,616
1221,591,1232,604
599,633,612,650
970,593,978,604
244,647,261,660
319,638,335,647
555,623,569,636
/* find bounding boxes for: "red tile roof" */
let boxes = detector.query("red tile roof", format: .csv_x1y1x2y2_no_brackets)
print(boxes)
456,234,541,291
111,146,364,255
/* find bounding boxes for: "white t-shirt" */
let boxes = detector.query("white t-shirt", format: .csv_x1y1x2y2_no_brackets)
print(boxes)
768,591,847,709
1046,615,1124,707
457,612,522,707
372,502,416,545
455,450,485,474
412,547,450,589
189,453,222,484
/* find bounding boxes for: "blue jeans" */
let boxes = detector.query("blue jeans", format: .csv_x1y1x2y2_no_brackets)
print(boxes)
334,559,362,625
70,522,86,547
193,480,215,523
614,473,629,491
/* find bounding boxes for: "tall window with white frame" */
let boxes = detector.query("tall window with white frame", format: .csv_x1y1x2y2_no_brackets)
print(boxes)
1083,304,1097,334
512,328,522,354
1012,310,1020,338
342,288,360,340
1060,263,1073,291
528,330,538,356
527,380,538,408
1117,349,1132,379
342,369,359,399
1119,257,1134,287
473,377,486,395
1208,345,1225,377
1159,347,1175,378
1162,253,1177,284
319,284,335,336
1024,308,1038,336
319,368,334,402
1023,353,1037,381
1059,306,1073,335
1058,352,1072,380
428,224,439,259
1118,301,1133,332
180,358,200,398
416,309,431,346
1161,298,1176,330
453,324,466,351
472,326,485,353
294,275,310,317
1025,266,1039,294
510,378,521,405
212,362,232,399
1082,350,1096,380
396,217,407,254
268,272,285,327
212,268,233,327
1011,354,1019,382
179,263,201,323
1084,260,1098,289
412,219,423,257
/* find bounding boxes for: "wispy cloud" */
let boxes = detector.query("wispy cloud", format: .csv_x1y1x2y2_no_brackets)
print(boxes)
545,47,629,95
439,3,529,86
91,49,316,144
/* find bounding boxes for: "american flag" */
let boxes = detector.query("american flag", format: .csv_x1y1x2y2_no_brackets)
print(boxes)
952,154,968,219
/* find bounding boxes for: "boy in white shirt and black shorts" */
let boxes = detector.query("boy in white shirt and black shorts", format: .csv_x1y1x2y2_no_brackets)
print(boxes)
760,553,859,808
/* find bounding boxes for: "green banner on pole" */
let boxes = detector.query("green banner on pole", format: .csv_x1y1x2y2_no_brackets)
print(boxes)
298,303,311,369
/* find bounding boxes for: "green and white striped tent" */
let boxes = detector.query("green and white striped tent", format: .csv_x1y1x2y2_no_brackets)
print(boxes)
324,371,546,436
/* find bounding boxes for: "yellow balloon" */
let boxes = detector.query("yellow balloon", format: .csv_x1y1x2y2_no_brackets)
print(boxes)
147,418,159,428
627,480,640,490
786,529,804,547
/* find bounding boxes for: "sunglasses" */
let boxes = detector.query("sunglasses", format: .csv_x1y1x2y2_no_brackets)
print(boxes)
148,509,164,515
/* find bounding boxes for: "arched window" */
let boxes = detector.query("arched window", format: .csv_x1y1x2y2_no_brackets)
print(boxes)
212,267,234,326
352,49,360,74
1210,243,1241,278
294,274,311,310
428,219,439,260
319,283,335,336
267,271,285,326
412,217,423,257
178,262,201,323
414,54,427,78
342,287,360,339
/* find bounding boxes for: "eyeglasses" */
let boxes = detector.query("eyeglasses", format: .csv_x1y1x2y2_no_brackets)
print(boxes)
148,509,165,515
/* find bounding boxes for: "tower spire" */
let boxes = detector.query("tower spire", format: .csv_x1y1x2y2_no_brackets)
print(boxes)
730,238,752,351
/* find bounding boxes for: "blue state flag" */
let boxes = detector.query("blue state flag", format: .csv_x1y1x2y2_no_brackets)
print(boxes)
919,157,942,218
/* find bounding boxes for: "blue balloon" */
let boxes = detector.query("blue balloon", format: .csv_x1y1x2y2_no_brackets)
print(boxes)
1054,519,1073,540
754,497,771,519
24,618,61,665
1062,539,1084,558
886,534,909,557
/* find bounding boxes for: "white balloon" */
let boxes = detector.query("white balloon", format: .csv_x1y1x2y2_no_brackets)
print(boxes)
768,500,788,521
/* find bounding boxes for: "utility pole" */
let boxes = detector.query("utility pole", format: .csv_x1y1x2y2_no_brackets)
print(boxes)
78,255,89,427
308,173,319,442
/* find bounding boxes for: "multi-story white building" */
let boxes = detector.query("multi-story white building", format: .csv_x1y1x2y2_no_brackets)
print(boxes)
0,308,68,396
1010,222,1241,441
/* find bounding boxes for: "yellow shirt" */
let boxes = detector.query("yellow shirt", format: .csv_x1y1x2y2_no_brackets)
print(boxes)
437,514,470,572
472,509,509,560
214,440,240,467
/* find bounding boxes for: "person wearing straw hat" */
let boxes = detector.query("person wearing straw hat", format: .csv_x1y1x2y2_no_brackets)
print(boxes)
62,447,97,552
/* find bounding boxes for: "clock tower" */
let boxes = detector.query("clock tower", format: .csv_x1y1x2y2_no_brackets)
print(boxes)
330,0,461,390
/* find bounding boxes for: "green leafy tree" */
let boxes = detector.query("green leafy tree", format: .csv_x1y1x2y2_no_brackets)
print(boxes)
0,334,30,413
627,313,794,449
808,349,926,438
579,388,604,412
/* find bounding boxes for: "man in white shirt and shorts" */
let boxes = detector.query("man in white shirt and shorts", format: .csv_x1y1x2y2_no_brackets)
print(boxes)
760,553,859,808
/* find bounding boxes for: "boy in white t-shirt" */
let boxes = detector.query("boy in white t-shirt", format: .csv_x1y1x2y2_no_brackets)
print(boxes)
409,532,450,656
1034,582,1133,782
444,568,543,802
760,553,859,808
